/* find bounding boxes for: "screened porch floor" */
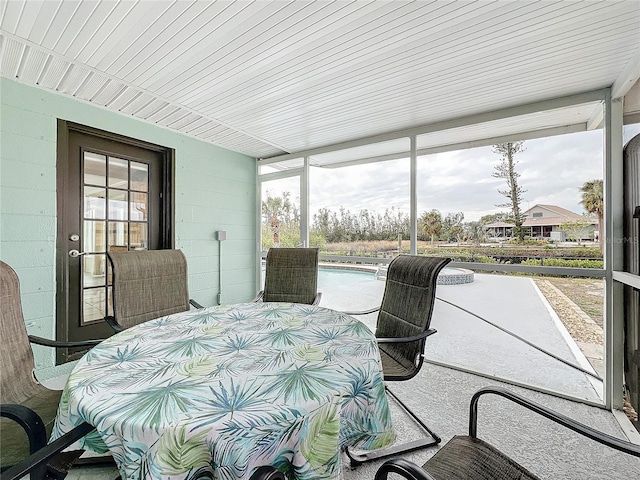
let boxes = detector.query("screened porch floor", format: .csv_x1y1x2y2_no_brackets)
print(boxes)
40,271,640,479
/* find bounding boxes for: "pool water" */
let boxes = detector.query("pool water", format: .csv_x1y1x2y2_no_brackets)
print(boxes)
260,266,376,288
318,267,376,286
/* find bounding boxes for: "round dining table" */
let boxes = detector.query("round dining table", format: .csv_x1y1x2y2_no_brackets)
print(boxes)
52,302,395,480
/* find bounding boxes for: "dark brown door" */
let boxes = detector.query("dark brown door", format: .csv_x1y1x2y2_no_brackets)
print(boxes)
56,122,174,363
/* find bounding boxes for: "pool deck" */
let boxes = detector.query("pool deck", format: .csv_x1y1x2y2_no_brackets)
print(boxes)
318,271,640,479
318,271,604,401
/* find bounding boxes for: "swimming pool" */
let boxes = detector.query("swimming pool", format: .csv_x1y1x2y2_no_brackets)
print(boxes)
262,264,474,287
318,267,377,286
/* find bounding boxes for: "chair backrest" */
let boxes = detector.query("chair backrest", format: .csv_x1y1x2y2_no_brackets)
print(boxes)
263,247,320,304
0,261,38,404
375,255,451,379
108,249,190,330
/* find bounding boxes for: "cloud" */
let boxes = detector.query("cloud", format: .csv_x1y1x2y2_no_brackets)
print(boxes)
263,125,640,223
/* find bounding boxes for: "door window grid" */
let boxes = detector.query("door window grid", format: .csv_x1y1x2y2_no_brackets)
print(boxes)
81,152,149,325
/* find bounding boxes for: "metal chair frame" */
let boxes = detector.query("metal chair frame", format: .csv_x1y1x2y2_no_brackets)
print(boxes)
345,255,451,466
0,261,105,479
374,386,640,480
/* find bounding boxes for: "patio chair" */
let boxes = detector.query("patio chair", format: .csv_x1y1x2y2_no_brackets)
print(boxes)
253,247,321,305
0,261,105,479
106,249,203,332
344,255,451,466
374,386,640,480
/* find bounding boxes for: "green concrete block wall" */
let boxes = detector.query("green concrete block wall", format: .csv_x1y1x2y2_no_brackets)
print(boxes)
0,78,257,370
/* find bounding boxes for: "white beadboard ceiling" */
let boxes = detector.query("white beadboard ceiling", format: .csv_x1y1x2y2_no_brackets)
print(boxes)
1,0,639,166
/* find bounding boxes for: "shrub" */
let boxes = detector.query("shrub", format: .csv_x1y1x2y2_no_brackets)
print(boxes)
521,258,603,268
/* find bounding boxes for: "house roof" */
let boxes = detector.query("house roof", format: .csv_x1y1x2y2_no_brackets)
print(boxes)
1,1,638,164
526,204,586,218
486,204,597,228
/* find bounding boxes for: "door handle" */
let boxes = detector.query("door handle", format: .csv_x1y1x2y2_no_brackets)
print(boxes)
68,250,87,258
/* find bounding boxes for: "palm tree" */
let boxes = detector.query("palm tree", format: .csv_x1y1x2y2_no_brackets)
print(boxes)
420,209,442,245
464,221,488,246
580,179,603,251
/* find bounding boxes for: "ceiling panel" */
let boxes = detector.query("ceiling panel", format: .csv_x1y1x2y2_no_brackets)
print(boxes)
1,0,638,160
38,56,69,89
19,46,49,84
105,86,140,110
0,35,22,77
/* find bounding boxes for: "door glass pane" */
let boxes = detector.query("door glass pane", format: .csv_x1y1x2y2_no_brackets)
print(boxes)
130,192,148,221
82,254,105,288
108,157,128,188
131,161,149,192
83,221,105,253
84,187,106,219
108,190,128,220
84,152,106,186
108,222,128,249
130,223,148,249
107,285,113,317
82,287,106,323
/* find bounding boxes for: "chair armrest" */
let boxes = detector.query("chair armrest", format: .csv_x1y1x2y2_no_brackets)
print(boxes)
104,316,124,333
374,458,437,480
312,292,322,306
0,421,95,480
190,299,204,309
342,306,380,315
470,386,640,457
0,404,47,455
377,328,437,344
28,335,102,348
251,291,265,302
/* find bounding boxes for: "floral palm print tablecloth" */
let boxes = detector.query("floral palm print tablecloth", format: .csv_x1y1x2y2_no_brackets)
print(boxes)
52,302,395,480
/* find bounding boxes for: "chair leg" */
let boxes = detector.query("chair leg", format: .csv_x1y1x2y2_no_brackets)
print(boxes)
46,450,86,479
346,385,441,467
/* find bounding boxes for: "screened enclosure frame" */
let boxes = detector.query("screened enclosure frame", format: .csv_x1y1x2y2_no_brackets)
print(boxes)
257,87,639,418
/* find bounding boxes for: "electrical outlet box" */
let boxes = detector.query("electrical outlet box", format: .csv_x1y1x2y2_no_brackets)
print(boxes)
216,230,227,241
217,293,223,304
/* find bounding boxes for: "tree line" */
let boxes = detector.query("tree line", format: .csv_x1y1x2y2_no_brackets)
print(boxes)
262,192,494,247
262,141,604,248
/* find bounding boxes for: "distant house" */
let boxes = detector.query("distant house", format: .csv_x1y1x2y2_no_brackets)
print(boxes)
485,204,598,241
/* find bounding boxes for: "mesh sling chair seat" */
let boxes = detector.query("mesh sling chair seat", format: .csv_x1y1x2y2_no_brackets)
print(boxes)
253,247,321,305
0,261,106,479
345,255,451,466
374,386,640,480
105,249,203,332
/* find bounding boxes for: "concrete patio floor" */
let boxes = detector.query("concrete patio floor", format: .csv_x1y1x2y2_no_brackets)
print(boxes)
39,271,640,479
